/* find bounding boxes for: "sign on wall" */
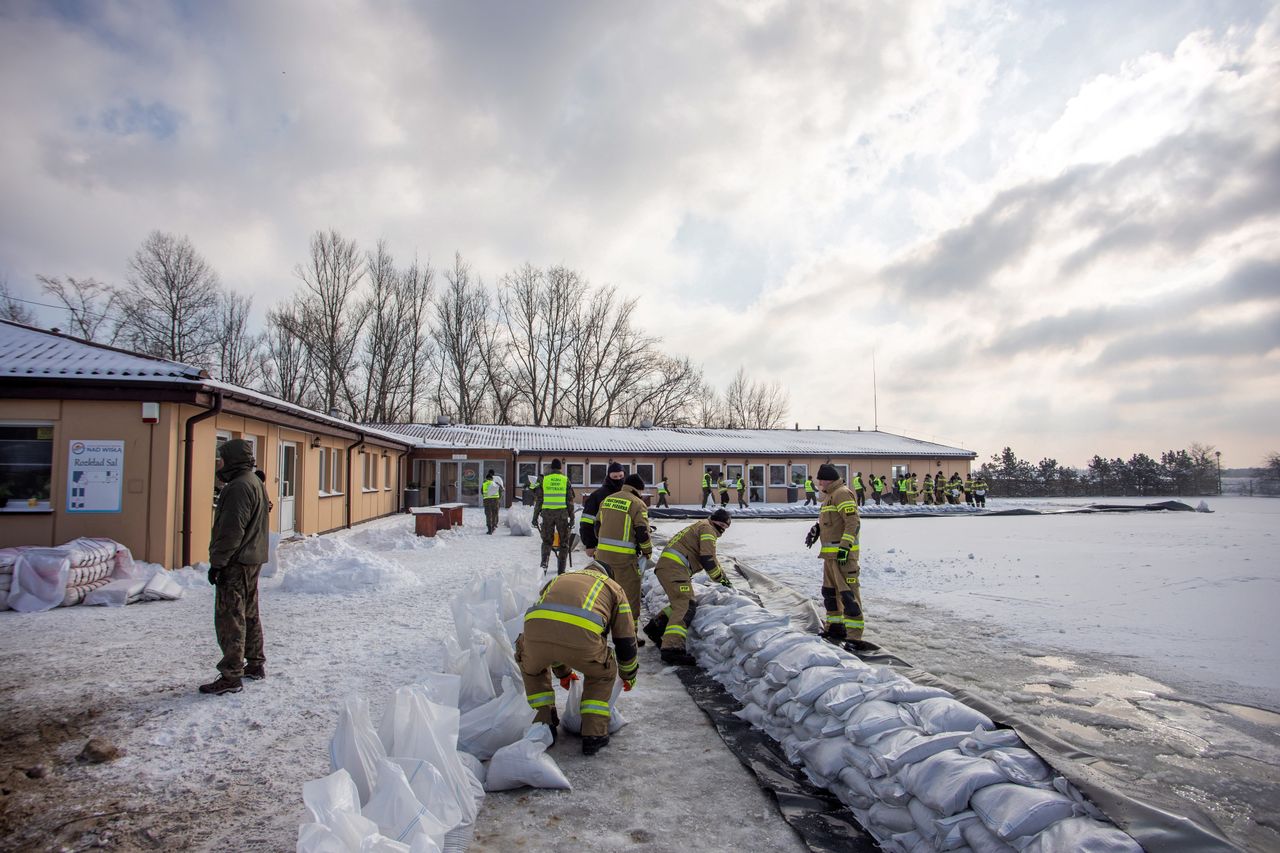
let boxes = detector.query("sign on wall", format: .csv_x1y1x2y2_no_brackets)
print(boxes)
67,440,124,513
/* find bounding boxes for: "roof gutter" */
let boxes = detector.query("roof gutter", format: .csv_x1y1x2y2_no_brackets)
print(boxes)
346,430,366,528
182,392,223,567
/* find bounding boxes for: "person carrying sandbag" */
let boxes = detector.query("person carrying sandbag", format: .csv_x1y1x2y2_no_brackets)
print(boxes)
516,563,638,756
804,463,865,649
642,508,732,665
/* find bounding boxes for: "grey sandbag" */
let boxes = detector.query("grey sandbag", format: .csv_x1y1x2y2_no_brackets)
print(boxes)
1021,816,1143,852
903,696,995,735
970,782,1081,842
901,748,1010,816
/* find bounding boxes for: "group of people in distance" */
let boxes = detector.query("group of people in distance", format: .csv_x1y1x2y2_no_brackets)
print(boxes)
803,470,987,508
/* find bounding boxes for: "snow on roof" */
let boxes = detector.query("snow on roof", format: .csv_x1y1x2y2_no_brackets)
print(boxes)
370,423,976,458
0,319,208,379
0,320,420,449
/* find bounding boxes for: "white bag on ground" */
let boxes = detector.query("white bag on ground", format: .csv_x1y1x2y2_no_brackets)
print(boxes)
560,677,628,735
83,576,147,606
1021,816,1142,852
393,759,464,834
458,678,535,760
506,505,534,536
362,759,449,849
454,647,497,712
8,549,70,612
141,567,185,601
376,687,478,826
304,769,363,824
485,723,571,791
330,697,388,805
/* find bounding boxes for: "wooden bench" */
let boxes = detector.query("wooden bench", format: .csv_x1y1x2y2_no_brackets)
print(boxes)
436,502,467,529
410,506,444,537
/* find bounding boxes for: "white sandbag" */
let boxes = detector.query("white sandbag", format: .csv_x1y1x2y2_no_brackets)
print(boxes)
907,796,944,842
457,749,487,788
817,681,884,718
958,729,1024,754
561,677,628,735
763,640,845,686
727,611,791,640
142,568,185,601
799,737,856,782
962,818,1017,852
901,749,1010,816
934,810,980,851
408,835,442,853
868,801,917,834
301,807,384,851
363,836,413,853
875,681,953,703
83,577,147,607
791,665,869,704
503,614,524,645
393,759,464,834
330,697,388,806
1021,816,1142,852
467,606,522,693
838,766,878,802
413,673,462,711
261,532,282,578
458,678,535,760
885,830,930,853
979,748,1053,786
454,647,497,712
61,577,111,606
304,768,363,824
297,822,351,853
506,505,534,536
870,773,912,807
8,549,70,612
362,759,449,848
376,688,478,825
903,697,994,735
845,701,912,744
871,730,972,776
485,723,571,791
970,783,1082,842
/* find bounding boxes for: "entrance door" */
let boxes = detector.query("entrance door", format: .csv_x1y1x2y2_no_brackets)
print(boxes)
461,461,482,506
749,464,766,504
436,461,459,504
279,441,297,535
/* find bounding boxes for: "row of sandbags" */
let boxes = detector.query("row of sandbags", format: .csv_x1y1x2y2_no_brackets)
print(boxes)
644,574,1141,853
1,539,183,612
303,560,612,852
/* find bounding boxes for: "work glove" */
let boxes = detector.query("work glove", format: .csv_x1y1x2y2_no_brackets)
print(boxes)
804,523,820,549
836,545,851,565
622,676,636,692
719,577,734,589
559,673,579,690
207,566,221,586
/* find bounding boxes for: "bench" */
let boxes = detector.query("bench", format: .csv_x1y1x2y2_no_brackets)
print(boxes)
410,506,444,537
436,502,467,529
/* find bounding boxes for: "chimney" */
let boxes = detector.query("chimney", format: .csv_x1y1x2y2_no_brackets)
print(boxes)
817,425,821,430
328,408,340,418
794,422,799,431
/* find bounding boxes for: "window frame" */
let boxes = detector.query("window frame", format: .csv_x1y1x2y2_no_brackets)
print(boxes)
768,463,787,486
566,463,585,487
588,463,607,487
383,455,392,491
328,449,345,496
0,422,54,514
319,446,330,494
635,463,655,487
726,463,744,484
790,463,809,486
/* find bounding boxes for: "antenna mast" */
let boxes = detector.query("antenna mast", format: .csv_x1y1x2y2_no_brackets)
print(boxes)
872,350,879,431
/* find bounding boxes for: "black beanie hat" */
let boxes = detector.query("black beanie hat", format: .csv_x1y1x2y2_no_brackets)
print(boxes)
816,463,840,480
709,508,732,527
607,462,624,475
550,459,562,470
624,473,646,490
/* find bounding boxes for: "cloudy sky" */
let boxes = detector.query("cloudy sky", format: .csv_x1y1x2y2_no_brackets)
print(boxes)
2,0,1277,467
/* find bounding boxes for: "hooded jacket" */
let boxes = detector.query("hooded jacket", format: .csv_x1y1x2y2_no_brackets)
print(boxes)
210,439,270,567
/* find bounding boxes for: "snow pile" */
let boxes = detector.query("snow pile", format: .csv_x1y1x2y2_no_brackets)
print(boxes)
656,576,1142,852
347,524,448,552
280,536,422,594
303,558,574,851
505,505,534,537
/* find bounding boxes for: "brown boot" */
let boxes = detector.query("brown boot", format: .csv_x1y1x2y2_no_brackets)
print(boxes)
198,675,243,695
244,663,266,681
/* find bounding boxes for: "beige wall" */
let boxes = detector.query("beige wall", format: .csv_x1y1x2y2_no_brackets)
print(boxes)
1,397,410,569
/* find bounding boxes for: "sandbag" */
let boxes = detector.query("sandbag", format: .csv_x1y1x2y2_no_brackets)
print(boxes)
374,688,477,826
1021,816,1143,852
560,676,628,735
506,505,534,536
845,700,911,744
362,759,449,848
454,647,497,712
900,749,1010,816
903,696,994,735
485,723,571,791
142,568,185,601
83,577,147,607
8,549,70,612
330,697,388,805
970,783,1082,842
457,678,535,760
392,759,464,834
303,769,363,825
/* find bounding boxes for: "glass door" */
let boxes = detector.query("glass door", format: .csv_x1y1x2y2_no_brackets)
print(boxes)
436,461,459,504
279,441,297,535
749,464,766,503
461,461,482,506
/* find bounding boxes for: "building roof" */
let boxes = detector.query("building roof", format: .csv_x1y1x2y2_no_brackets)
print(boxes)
0,320,420,449
371,423,976,458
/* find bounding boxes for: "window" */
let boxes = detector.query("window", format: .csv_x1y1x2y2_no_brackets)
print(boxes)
518,462,538,488
330,449,344,495
362,453,373,491
384,455,391,490
589,463,607,486
769,464,787,486
726,464,743,483
833,464,848,483
319,447,330,494
635,463,655,486
703,464,720,483
0,424,53,512
790,464,809,486
566,463,585,487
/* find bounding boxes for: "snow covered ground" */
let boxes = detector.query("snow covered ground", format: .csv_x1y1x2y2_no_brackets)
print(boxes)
704,495,1280,852
1,498,1275,851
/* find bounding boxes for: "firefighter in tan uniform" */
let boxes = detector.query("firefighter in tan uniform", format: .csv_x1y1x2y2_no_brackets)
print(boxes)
593,473,653,635
517,565,638,755
804,464,865,645
642,508,733,665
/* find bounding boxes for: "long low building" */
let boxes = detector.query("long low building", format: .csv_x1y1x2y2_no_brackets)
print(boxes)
379,422,977,507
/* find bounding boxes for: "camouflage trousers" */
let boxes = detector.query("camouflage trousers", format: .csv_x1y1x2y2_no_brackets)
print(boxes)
484,499,500,532
539,509,572,572
215,562,264,679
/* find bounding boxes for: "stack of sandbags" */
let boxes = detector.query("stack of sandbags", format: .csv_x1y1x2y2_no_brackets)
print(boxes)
0,546,24,611
58,538,134,607
648,574,1142,853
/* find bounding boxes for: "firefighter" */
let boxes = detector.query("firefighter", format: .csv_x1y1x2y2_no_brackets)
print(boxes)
717,475,729,508
592,473,653,645
973,475,988,507
517,564,638,756
934,470,946,505
905,473,918,506
922,473,934,505
948,473,962,504
964,474,975,506
536,459,575,574
482,470,503,533
642,508,733,664
871,474,884,506
581,462,625,555
735,473,748,509
805,463,864,645
700,470,714,508
803,475,817,506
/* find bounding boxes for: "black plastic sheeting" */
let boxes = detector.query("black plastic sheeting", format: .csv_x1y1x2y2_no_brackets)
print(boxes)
649,500,1201,521
674,665,880,853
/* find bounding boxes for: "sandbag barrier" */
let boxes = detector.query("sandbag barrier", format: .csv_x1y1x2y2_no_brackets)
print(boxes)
643,572,1150,853
1,538,182,612
305,559,619,851
648,500,1198,522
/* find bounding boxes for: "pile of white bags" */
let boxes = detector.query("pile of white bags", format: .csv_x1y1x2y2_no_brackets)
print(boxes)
647,573,1141,853
305,557,579,852
2,538,181,613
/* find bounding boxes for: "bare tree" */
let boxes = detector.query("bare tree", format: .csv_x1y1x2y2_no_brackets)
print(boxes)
0,278,35,324
358,240,411,422
37,275,119,341
695,382,728,428
282,229,368,416
399,258,435,422
498,263,584,425
567,286,656,425
114,231,222,365
615,354,706,427
214,290,263,387
723,366,789,429
476,307,521,424
431,253,489,423
260,308,311,405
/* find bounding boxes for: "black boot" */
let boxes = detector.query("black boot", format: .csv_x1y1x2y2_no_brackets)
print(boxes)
660,648,697,666
244,663,266,681
582,735,610,756
821,623,848,644
642,618,664,647
198,675,243,695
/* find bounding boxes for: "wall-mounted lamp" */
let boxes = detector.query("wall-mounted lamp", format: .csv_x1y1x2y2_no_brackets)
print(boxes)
687,459,693,466
311,436,322,449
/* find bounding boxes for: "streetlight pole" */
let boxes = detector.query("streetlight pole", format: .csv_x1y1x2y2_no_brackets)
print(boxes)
1215,450,1222,495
